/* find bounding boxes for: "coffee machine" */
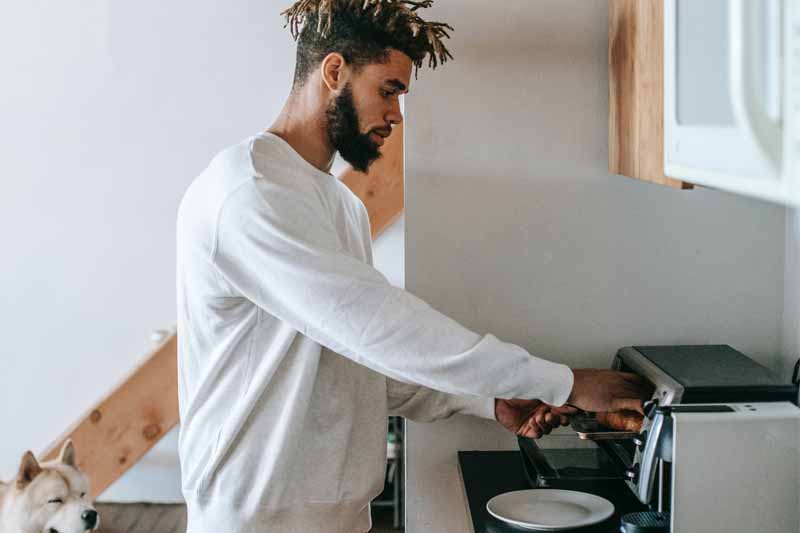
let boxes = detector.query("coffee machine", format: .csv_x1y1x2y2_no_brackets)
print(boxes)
519,345,800,533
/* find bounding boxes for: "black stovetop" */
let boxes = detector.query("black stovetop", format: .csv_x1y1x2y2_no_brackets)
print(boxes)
457,450,647,533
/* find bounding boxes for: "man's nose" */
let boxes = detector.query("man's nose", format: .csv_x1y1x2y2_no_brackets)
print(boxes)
82,509,99,530
386,101,403,126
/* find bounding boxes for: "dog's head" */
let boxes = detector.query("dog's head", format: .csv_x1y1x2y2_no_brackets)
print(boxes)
8,440,99,533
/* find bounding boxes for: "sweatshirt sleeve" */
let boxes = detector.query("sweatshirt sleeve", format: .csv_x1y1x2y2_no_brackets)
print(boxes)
212,177,574,405
386,376,497,422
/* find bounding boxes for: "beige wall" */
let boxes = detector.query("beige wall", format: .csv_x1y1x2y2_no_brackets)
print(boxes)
403,1,787,530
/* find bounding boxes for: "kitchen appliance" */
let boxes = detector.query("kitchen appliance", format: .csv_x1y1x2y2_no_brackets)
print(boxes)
519,345,800,533
663,0,800,205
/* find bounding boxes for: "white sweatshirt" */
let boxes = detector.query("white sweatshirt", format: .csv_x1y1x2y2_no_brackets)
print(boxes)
176,132,574,533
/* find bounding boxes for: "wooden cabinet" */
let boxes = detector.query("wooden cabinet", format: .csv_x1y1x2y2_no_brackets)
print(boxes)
610,0,799,206
608,0,692,190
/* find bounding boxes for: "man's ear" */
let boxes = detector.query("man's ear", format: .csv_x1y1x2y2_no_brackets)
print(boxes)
16,451,42,490
59,439,77,468
321,52,348,92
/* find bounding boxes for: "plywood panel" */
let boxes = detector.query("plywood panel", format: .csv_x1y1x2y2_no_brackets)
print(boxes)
340,123,405,238
609,0,692,189
41,335,179,499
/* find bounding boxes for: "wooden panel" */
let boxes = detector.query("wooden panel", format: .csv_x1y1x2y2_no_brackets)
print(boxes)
340,123,405,238
95,503,187,533
41,334,179,499
609,0,692,189
93,502,399,533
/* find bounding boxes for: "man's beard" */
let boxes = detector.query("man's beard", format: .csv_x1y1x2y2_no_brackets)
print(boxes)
326,83,382,173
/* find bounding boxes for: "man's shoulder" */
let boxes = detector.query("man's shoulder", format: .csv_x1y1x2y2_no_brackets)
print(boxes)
178,137,256,214
334,178,370,229
180,133,303,210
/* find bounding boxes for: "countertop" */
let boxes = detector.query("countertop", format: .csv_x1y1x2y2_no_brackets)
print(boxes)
457,450,647,532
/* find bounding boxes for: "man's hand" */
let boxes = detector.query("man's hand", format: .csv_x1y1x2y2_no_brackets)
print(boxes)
494,399,577,439
567,369,652,414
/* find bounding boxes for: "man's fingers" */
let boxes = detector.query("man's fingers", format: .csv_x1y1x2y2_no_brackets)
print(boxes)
616,372,653,400
520,420,542,439
611,398,645,415
534,418,552,436
620,372,644,384
553,405,579,415
619,381,647,397
544,412,557,426
623,374,655,400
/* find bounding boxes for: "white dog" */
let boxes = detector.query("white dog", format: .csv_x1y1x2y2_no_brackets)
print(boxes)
0,440,99,533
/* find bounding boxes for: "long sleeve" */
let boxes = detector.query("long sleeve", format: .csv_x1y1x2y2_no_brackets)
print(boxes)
386,376,496,422
212,177,574,405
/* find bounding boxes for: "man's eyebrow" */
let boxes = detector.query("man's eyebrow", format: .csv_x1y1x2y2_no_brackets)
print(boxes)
385,79,408,92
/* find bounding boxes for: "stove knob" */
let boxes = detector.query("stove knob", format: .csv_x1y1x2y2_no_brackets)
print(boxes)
625,464,640,483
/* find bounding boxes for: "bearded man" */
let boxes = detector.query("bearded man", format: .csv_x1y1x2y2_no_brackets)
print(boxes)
175,2,648,532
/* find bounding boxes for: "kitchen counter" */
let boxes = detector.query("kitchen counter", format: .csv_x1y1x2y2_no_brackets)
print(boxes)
457,450,646,532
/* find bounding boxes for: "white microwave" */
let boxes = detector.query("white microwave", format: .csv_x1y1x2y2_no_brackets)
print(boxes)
664,0,800,206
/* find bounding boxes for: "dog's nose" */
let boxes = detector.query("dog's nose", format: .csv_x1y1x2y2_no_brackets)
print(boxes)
81,509,98,529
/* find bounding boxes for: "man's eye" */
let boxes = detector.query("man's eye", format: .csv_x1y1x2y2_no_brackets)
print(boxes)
48,498,64,504
381,90,395,98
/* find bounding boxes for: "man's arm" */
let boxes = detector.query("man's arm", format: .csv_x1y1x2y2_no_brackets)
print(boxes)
386,376,496,422
213,178,574,404
386,378,576,439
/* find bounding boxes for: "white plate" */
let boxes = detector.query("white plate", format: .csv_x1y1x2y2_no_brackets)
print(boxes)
486,489,615,531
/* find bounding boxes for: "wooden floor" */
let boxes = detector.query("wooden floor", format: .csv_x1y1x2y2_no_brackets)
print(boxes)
95,503,402,533
96,503,186,533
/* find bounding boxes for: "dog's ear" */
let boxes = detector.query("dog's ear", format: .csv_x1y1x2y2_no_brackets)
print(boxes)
58,439,77,468
16,451,42,489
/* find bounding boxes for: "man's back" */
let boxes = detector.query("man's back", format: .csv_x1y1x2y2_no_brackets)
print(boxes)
176,133,388,533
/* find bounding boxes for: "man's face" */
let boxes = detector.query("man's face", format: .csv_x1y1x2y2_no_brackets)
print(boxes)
325,49,412,173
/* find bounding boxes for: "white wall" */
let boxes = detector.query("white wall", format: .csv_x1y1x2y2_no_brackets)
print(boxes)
403,1,787,531
373,214,406,290
0,0,406,502
0,0,286,501
784,210,800,378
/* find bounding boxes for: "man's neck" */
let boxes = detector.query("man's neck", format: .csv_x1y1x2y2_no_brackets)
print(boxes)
267,89,336,174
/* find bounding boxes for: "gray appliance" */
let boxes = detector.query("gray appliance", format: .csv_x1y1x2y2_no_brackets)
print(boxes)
519,345,800,533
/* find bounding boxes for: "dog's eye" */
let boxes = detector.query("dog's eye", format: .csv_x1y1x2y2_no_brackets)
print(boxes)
80,492,86,498
47,498,63,504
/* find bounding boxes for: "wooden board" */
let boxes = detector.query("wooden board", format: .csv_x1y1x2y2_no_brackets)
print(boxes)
609,0,692,189
340,123,405,238
41,334,179,499
93,502,399,532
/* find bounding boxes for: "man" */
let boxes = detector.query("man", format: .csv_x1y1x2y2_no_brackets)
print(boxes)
175,2,648,532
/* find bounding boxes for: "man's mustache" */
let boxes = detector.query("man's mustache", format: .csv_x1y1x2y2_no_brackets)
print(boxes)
369,127,392,138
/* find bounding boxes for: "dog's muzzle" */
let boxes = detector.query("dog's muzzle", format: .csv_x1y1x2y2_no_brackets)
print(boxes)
82,509,98,530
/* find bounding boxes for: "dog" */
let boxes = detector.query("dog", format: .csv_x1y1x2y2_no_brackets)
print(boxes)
0,440,99,533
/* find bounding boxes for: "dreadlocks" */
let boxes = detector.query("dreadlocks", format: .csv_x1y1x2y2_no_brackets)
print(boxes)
281,0,453,87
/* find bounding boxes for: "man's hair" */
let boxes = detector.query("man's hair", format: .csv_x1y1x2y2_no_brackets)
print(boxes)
281,0,454,88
